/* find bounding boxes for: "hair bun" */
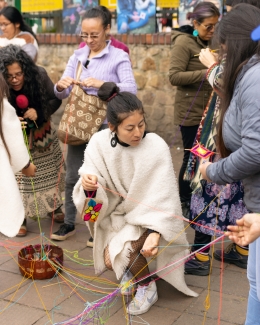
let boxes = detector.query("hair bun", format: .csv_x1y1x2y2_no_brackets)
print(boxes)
98,82,120,102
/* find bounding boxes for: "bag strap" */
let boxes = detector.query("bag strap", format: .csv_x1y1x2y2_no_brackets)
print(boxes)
75,61,83,81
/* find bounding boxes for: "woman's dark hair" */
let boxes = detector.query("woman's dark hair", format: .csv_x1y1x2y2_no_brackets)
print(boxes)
82,7,110,29
231,0,260,8
187,1,220,22
0,73,10,161
98,82,144,130
217,3,260,157
0,45,47,120
0,6,38,43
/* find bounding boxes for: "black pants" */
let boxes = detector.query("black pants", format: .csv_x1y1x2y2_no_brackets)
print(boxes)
192,231,211,253
179,125,199,203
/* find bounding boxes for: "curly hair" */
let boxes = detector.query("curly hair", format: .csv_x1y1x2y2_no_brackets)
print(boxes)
0,45,47,120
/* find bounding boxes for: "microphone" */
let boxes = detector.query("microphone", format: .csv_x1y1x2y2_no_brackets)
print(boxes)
16,95,37,128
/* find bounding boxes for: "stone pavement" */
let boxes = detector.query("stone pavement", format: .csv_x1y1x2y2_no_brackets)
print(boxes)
0,129,249,324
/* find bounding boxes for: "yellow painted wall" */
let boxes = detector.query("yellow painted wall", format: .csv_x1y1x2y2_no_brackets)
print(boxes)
21,0,63,12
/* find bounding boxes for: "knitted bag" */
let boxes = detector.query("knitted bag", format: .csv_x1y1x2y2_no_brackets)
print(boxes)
57,62,107,145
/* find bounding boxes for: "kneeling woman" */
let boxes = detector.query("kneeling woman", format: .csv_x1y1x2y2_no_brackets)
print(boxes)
73,82,197,315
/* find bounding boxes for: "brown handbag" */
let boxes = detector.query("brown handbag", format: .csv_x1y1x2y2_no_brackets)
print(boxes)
57,62,107,145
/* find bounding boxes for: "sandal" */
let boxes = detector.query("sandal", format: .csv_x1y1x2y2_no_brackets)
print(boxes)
16,219,27,237
48,207,65,223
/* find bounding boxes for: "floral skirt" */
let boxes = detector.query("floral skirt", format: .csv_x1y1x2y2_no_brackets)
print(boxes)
190,181,249,236
16,129,65,219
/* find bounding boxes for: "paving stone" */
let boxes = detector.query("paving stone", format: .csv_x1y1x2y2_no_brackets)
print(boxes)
186,289,247,324
0,270,29,299
172,313,242,325
0,299,46,325
106,305,181,325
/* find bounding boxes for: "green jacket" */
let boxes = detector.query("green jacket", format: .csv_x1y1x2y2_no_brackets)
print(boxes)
169,31,212,126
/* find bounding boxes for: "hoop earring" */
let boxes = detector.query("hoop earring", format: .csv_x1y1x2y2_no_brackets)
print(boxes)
193,29,199,37
110,133,118,148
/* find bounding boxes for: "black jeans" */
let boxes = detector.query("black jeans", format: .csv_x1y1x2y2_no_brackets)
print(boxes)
179,125,199,203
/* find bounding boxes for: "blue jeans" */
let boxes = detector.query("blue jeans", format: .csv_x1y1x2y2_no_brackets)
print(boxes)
245,239,260,325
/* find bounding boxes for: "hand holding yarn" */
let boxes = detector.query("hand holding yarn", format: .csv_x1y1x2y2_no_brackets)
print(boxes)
199,48,219,68
141,232,160,258
82,174,98,191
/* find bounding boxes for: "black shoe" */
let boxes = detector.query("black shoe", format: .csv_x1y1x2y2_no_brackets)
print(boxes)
213,243,248,269
185,254,210,276
50,224,76,241
86,236,94,248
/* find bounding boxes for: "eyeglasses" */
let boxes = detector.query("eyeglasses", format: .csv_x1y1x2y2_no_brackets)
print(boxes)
79,31,103,40
6,71,24,81
0,22,12,29
199,22,217,32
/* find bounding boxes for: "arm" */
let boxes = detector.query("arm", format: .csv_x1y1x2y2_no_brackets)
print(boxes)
169,38,207,86
54,55,78,100
115,56,137,94
206,68,260,184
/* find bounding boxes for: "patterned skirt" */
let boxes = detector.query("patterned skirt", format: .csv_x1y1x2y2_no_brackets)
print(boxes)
190,181,249,236
16,128,65,219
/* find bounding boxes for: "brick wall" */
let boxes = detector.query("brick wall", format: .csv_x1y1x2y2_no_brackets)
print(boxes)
37,33,180,145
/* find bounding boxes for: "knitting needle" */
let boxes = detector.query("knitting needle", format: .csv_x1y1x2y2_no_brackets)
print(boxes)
193,49,219,57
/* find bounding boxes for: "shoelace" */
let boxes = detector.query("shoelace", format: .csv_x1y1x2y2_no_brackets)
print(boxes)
134,285,148,304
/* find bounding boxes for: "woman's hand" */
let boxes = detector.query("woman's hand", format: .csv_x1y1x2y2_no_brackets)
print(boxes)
199,48,218,68
199,160,212,182
79,78,104,89
226,213,260,246
19,117,27,129
82,174,98,191
22,163,37,177
56,77,77,92
141,232,160,258
23,108,37,121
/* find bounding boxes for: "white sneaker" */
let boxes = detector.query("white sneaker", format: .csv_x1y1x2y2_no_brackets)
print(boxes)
120,271,136,296
127,281,158,315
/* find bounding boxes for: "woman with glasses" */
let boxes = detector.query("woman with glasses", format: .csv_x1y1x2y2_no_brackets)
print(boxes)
52,7,136,242
0,44,65,236
0,6,38,62
169,2,219,226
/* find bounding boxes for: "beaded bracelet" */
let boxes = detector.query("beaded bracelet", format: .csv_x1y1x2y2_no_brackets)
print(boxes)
206,62,218,80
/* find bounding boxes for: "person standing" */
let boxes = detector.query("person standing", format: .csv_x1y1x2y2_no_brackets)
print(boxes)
199,5,260,324
169,2,219,220
0,45,65,236
51,7,136,241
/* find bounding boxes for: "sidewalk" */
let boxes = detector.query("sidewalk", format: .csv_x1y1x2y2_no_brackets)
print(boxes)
0,146,249,325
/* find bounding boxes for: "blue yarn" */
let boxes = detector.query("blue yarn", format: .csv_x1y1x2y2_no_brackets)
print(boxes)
193,29,199,37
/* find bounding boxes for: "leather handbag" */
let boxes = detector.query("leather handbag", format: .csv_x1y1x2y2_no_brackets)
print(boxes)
57,62,107,145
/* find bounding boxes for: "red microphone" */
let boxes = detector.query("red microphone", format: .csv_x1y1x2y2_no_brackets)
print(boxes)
16,95,37,128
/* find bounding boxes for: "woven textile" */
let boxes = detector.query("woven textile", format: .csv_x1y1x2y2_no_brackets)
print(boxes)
16,128,65,219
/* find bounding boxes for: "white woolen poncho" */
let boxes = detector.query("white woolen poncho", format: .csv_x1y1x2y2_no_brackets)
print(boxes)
0,99,29,237
73,129,198,297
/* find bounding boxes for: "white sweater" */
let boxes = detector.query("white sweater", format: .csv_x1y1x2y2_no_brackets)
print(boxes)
0,99,29,237
73,129,198,297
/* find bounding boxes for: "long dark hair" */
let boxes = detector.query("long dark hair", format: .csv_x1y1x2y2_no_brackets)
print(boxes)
0,6,38,43
187,1,220,22
231,0,260,8
98,82,144,131
0,73,10,161
0,45,47,120
217,4,260,157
